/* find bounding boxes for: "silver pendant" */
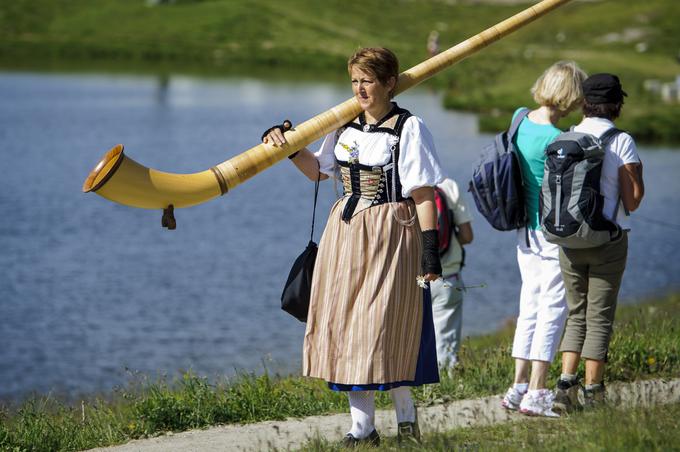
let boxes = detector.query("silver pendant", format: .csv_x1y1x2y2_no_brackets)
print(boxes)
363,124,371,133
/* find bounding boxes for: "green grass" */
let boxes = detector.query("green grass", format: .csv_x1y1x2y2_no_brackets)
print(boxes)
302,402,680,451
1,0,680,143
1,293,679,451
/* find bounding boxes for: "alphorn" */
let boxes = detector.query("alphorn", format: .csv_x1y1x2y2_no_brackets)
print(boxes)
83,0,573,212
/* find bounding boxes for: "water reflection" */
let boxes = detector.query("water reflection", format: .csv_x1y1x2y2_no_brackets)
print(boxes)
156,74,170,105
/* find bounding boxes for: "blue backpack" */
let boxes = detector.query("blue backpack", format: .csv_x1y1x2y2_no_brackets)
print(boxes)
469,108,529,231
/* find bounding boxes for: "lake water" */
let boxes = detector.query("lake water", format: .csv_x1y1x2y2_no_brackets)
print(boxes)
1,71,679,402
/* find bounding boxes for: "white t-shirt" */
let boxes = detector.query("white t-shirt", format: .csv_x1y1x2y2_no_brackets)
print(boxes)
437,178,473,276
314,115,444,198
573,117,640,231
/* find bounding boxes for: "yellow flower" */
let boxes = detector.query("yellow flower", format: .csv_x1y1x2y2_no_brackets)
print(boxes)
647,356,656,365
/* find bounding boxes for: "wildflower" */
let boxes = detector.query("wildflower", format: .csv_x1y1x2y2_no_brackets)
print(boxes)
339,141,360,164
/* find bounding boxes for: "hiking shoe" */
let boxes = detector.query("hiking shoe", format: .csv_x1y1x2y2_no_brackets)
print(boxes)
397,410,421,444
341,429,380,448
583,383,606,410
501,386,526,411
553,378,582,414
519,389,560,418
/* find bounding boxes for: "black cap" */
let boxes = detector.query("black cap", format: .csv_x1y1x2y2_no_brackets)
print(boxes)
583,73,627,104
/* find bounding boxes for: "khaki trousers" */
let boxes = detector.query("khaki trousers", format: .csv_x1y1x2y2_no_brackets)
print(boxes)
558,232,628,361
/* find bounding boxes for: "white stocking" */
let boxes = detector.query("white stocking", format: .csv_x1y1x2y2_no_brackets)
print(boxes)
347,391,376,438
390,386,416,424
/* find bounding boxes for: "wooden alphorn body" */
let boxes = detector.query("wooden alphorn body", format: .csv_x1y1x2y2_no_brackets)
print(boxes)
83,0,572,210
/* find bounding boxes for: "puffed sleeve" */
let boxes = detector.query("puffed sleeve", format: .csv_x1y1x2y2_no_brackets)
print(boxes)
398,116,445,198
314,131,338,178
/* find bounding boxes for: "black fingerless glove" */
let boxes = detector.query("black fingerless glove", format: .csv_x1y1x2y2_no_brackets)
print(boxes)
261,120,298,159
421,229,442,276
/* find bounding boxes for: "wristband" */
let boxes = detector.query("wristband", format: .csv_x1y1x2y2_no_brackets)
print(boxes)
261,119,292,141
421,229,442,276
261,120,295,159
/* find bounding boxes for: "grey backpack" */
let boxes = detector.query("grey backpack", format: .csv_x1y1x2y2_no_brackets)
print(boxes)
540,128,623,249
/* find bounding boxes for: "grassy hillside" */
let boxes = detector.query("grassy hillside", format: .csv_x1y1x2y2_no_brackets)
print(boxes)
1,0,679,142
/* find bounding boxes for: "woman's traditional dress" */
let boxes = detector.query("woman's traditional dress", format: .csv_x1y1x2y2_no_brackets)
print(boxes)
303,104,445,390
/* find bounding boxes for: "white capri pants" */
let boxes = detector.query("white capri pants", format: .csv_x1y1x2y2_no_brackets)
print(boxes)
511,228,567,362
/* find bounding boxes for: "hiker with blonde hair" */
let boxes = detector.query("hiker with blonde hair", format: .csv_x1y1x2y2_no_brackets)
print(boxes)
500,60,587,417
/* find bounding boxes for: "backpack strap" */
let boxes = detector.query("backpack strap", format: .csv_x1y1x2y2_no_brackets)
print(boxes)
492,108,530,156
508,108,530,247
508,108,530,144
598,127,630,219
599,127,624,147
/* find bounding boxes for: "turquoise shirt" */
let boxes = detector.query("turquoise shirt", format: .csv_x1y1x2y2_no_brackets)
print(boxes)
512,108,561,230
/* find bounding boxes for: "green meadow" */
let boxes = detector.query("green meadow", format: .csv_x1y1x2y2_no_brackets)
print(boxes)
303,402,680,451
1,293,678,451
1,0,679,143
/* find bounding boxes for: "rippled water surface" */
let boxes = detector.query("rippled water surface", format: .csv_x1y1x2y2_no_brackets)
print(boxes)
1,71,678,401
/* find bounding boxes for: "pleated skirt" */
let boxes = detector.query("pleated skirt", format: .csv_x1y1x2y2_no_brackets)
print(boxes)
302,196,439,389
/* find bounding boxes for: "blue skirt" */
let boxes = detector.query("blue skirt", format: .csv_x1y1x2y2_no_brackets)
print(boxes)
328,287,440,391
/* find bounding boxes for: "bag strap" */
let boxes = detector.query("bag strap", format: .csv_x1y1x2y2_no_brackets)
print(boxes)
507,108,530,246
310,160,320,242
598,127,629,219
508,108,530,144
599,127,623,147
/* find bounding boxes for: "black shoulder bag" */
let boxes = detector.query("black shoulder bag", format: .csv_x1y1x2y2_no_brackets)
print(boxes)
280,167,320,322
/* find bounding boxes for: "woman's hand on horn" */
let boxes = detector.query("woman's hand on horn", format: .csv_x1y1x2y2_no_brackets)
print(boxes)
261,120,292,146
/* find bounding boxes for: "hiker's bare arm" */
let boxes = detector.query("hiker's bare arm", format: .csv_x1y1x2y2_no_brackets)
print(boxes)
456,222,473,245
412,186,439,281
263,129,328,182
619,162,644,212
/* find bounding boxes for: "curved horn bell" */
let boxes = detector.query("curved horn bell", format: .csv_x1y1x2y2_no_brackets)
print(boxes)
83,0,572,211
82,144,222,209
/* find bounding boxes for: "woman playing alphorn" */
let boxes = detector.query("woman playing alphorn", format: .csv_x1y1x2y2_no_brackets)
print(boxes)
263,47,444,445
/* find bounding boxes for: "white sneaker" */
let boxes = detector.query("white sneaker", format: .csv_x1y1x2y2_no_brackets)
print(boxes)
519,389,560,417
501,386,526,411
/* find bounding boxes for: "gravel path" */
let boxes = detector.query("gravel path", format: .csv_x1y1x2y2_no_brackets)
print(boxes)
90,378,680,451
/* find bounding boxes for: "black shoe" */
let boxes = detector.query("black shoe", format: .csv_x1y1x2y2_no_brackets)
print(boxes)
553,377,582,414
341,429,380,448
583,382,606,410
397,410,421,444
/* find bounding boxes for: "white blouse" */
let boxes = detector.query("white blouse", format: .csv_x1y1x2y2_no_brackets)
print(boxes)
314,115,445,198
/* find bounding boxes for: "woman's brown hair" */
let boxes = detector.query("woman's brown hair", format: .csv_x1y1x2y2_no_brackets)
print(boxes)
347,47,399,97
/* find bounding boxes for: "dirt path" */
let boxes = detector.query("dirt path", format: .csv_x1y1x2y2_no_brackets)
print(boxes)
90,378,680,451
